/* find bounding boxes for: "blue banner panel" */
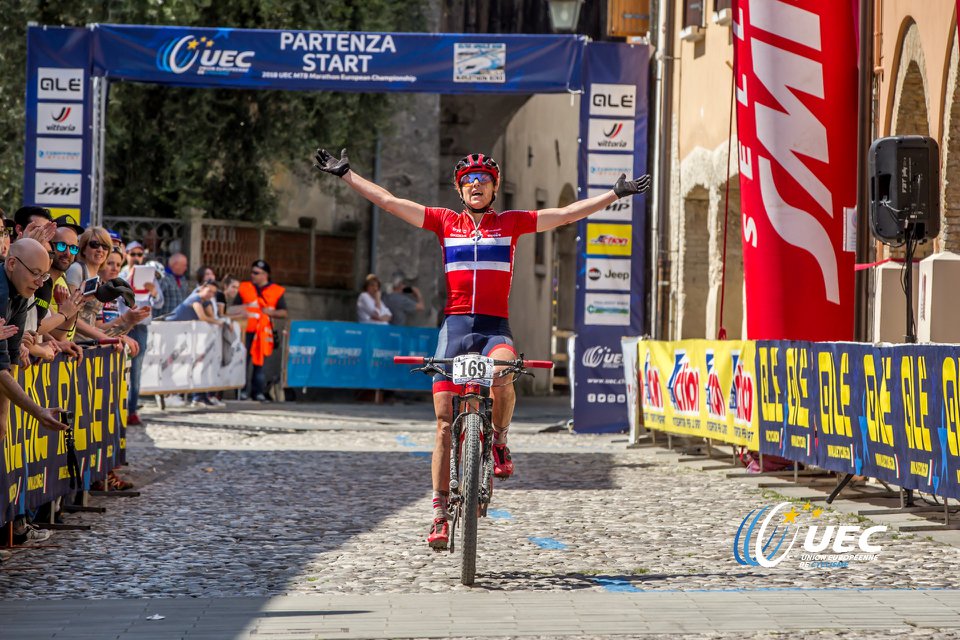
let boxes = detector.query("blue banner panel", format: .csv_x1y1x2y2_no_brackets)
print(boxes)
92,25,585,94
24,26,94,226
286,321,437,391
573,42,650,433
755,340,960,500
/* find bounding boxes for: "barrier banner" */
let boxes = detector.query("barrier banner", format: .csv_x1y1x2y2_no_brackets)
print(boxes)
92,24,585,94
757,340,960,500
573,41,650,433
285,321,437,392
637,339,760,449
1,348,126,526
621,336,640,442
141,321,246,394
733,1,857,339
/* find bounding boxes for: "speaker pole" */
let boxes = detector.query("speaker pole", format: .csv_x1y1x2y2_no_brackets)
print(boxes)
854,0,875,342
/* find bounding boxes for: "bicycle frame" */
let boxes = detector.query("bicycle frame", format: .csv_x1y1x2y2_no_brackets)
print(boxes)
448,382,495,517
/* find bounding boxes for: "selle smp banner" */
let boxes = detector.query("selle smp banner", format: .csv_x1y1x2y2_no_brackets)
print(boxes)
757,340,960,501
733,1,857,340
92,24,586,94
574,42,650,433
1,349,127,526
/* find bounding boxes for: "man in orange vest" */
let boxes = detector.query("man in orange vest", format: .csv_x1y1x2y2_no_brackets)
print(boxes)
235,260,287,401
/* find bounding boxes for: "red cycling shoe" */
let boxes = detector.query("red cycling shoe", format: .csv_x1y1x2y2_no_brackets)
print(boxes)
427,517,449,549
492,444,514,479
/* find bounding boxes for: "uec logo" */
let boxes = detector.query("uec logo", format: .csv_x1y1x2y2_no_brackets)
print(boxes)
157,35,254,74
734,502,886,567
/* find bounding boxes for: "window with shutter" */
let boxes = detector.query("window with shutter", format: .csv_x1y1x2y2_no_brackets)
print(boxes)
683,0,704,28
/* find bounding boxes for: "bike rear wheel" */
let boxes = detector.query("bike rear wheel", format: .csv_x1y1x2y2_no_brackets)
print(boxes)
460,412,482,585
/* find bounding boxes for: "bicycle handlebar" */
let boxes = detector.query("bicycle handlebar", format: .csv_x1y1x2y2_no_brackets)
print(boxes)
392,356,553,369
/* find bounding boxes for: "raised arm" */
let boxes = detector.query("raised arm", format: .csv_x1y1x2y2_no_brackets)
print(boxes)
314,148,426,228
536,174,651,232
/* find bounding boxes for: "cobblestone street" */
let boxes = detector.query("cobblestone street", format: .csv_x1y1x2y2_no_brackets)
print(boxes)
4,398,960,638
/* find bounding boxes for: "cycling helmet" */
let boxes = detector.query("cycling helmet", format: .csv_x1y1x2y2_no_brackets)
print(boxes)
454,153,500,186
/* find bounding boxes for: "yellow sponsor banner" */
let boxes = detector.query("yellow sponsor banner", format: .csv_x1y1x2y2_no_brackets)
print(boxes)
585,223,632,256
637,339,760,449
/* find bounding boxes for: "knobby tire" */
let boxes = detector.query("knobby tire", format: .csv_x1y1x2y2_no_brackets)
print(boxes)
460,412,482,585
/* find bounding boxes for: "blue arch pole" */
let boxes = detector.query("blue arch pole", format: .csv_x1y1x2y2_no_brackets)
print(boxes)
23,23,647,432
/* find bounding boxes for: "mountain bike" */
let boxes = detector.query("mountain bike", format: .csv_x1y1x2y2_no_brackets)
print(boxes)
394,353,553,585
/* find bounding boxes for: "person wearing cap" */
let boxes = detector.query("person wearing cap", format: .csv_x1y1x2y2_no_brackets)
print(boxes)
234,260,287,402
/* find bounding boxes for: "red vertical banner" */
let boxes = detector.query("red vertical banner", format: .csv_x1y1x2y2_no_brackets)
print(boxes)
733,0,857,340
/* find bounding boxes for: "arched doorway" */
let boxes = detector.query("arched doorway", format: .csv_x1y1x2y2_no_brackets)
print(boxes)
680,185,710,338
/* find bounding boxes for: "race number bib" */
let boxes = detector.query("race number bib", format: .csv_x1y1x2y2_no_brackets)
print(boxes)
452,354,494,387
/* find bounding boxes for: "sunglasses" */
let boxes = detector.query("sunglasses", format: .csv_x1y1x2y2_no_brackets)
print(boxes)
128,251,144,257
87,240,108,251
53,241,80,255
459,172,494,186
251,269,266,276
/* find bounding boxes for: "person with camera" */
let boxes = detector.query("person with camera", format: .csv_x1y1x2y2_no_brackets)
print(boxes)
382,275,425,326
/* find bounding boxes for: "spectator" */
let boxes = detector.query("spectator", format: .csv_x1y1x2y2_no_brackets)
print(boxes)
168,279,223,323
235,260,287,402
382,276,425,326
357,274,391,325
41,219,85,355
13,205,52,241
157,253,190,317
118,240,163,426
0,217,14,257
219,276,241,317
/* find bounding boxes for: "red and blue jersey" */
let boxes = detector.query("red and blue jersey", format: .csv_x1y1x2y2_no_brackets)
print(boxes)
422,207,538,318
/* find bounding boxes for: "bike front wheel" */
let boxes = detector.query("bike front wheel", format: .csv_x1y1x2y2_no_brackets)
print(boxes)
459,411,482,586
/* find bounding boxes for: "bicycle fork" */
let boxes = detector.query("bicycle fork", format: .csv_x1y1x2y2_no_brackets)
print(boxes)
449,396,495,508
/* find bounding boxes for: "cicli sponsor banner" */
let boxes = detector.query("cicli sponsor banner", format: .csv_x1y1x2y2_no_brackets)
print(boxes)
636,340,760,447
734,501,887,570
586,223,632,256
585,258,631,291
587,153,634,187
584,293,630,326
36,103,83,136
36,137,83,170
588,118,635,151
588,187,632,221
34,172,82,205
37,67,84,100
589,82,636,117
734,2,857,340
454,42,506,83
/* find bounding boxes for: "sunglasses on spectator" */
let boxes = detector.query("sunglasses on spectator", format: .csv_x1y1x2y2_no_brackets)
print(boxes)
459,172,494,186
13,256,50,284
128,251,144,257
87,240,108,251
53,241,80,255
251,269,266,276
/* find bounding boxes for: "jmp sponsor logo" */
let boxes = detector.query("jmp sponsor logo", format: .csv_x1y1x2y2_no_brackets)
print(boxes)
705,350,725,419
581,345,623,370
730,352,754,425
585,258,631,291
36,103,83,136
453,42,506,83
643,351,664,411
156,34,255,75
589,83,636,117
38,68,84,100
588,187,632,222
588,118,635,151
667,350,700,415
34,172,82,205
587,153,635,186
36,138,83,170
584,293,630,326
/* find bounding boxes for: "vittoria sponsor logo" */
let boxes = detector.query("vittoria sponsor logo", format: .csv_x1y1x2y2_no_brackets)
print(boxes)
588,118,635,151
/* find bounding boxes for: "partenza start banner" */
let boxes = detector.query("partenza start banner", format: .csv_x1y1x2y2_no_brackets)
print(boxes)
733,0,857,340
637,340,760,449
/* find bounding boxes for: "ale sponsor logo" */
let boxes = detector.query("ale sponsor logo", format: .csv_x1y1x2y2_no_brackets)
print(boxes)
588,118,635,151
589,83,636,117
36,137,83,170
585,258,631,291
36,103,83,136
588,187,632,222
586,223,632,256
34,172,82,205
584,293,630,326
38,68,84,100
587,153,634,186
453,43,506,83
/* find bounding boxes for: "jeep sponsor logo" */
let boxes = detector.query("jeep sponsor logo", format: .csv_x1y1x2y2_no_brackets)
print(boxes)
585,258,631,291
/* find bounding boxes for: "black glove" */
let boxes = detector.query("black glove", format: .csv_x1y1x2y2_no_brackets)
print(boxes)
314,147,350,178
613,173,652,199
94,279,136,308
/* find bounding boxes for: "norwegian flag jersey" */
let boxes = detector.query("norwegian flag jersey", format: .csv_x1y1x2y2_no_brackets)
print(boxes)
422,207,539,318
